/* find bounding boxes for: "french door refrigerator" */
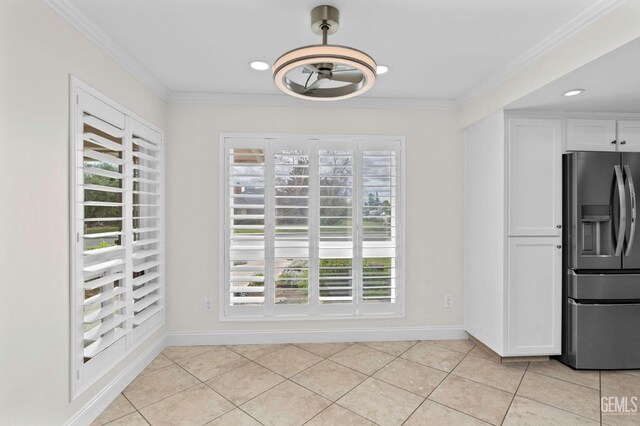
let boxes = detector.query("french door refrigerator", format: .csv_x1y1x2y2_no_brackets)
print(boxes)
562,151,640,369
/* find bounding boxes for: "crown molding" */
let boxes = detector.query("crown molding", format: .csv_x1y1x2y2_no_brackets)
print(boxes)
167,91,458,110
44,0,170,100
455,0,626,108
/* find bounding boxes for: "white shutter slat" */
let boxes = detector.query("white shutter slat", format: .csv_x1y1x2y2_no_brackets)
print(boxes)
132,282,161,299
84,132,123,152
132,151,158,162
84,149,126,165
84,245,124,256
132,305,162,326
84,184,124,193
83,328,128,359
84,314,128,341
84,231,122,239
133,238,160,247
84,299,127,323
132,137,159,151
83,115,124,138
85,167,123,180
133,260,160,273
83,258,125,274
133,271,161,287
133,294,161,313
132,249,160,260
84,286,127,306
84,273,125,290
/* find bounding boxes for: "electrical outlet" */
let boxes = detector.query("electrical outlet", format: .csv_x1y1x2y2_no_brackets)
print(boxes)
444,295,453,308
204,297,213,312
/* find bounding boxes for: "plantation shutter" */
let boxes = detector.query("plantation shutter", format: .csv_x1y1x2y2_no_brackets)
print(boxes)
76,94,129,380
72,83,164,396
225,139,268,315
130,120,163,341
222,135,402,318
272,141,311,311
359,140,402,315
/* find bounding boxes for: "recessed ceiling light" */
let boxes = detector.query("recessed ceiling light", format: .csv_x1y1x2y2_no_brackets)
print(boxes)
564,89,585,97
250,61,270,71
376,65,389,75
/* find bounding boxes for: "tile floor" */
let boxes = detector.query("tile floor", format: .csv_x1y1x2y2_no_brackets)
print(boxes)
92,340,640,426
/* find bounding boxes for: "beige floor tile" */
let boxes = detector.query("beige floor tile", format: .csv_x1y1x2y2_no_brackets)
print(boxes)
451,354,526,393
428,375,513,425
104,412,149,426
517,371,600,421
226,344,285,360
139,384,233,426
123,364,200,409
306,404,376,426
503,396,599,426
162,346,217,363
467,346,501,363
405,400,490,425
329,344,394,375
620,370,640,378
601,372,640,426
291,359,367,401
206,409,261,426
362,340,417,356
255,345,323,378
373,358,447,397
401,341,466,373
91,394,136,425
140,354,174,376
527,359,599,390
179,347,248,381
294,342,352,358
425,339,476,355
337,378,424,426
206,361,285,405
241,381,330,426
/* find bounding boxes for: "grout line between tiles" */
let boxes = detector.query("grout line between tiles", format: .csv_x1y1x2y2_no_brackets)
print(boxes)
500,358,530,425
599,370,602,426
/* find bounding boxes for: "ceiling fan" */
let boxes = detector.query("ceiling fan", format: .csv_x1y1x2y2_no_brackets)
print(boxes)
272,5,377,101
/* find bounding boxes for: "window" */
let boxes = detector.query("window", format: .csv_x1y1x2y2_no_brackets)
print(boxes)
221,135,403,318
70,79,164,397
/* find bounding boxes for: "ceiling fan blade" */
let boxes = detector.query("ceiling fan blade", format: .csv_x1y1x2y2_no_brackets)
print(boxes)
331,68,358,73
330,71,363,83
304,64,321,74
304,78,323,92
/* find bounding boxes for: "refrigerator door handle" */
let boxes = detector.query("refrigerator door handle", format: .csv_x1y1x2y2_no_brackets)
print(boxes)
615,165,627,256
625,165,637,256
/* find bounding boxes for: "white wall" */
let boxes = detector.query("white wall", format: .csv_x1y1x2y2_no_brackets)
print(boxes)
165,102,464,335
0,1,166,424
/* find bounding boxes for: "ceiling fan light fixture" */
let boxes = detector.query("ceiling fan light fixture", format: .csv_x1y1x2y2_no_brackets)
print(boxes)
376,65,389,75
272,5,377,101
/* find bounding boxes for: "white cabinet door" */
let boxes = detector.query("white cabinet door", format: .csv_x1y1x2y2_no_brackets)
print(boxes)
507,237,561,356
566,118,616,152
508,119,562,236
617,120,640,152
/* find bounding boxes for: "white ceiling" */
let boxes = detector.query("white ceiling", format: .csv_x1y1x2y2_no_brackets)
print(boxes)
65,0,611,101
508,37,640,112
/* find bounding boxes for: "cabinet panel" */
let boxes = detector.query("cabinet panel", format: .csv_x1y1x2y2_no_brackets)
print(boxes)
508,119,562,236
617,120,640,152
507,237,561,356
566,118,616,152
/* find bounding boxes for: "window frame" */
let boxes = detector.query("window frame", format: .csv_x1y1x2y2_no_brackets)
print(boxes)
69,77,165,399
219,133,405,321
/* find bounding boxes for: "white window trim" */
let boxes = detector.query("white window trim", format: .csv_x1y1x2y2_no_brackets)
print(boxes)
69,76,165,399
218,133,405,321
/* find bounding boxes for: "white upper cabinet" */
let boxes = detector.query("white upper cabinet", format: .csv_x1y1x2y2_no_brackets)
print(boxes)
566,118,616,152
617,120,640,152
508,118,562,237
507,237,562,356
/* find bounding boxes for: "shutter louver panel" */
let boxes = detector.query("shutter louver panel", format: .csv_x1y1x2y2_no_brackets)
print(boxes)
81,111,129,363
361,149,399,304
228,148,266,306
223,135,402,319
131,128,163,334
72,84,164,396
319,149,354,304
273,148,310,305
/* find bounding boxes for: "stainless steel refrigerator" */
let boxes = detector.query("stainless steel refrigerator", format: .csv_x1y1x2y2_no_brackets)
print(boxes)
562,151,640,369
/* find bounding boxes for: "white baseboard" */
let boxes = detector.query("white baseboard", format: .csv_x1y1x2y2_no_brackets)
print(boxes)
66,336,165,426
166,326,468,346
